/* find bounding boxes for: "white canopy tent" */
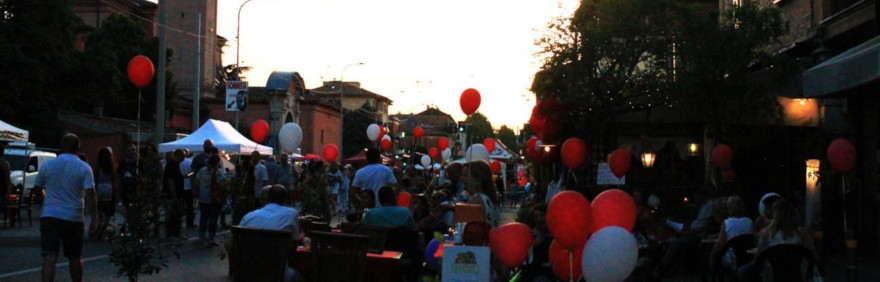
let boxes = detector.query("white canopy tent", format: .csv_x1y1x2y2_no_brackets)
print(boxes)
0,120,29,142
159,119,273,155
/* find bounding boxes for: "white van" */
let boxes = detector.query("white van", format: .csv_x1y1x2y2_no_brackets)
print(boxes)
5,142,57,197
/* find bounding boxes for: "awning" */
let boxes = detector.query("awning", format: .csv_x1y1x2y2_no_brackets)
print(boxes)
803,35,880,97
0,120,29,142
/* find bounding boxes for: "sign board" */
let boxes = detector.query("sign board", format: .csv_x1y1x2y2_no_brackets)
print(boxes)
225,81,248,111
442,246,490,282
597,162,625,185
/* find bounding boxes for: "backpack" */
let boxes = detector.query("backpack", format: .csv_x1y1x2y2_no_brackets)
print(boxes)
208,169,228,204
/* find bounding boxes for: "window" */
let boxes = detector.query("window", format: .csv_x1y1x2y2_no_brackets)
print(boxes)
26,157,38,173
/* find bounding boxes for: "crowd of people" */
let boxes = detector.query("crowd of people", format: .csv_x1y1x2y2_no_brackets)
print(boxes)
17,132,822,282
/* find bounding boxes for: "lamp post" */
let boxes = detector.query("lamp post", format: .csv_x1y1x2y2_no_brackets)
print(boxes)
234,0,259,130
339,62,365,161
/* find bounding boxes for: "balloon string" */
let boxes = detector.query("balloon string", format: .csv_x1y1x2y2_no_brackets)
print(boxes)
569,251,574,282
136,89,141,176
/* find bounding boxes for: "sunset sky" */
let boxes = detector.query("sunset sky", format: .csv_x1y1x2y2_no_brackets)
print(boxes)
214,0,578,130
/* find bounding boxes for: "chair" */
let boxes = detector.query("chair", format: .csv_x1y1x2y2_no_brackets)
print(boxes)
230,226,294,282
711,234,754,282
755,244,818,282
354,225,389,254
19,187,36,226
310,231,370,282
3,191,22,228
463,221,491,246
453,203,484,224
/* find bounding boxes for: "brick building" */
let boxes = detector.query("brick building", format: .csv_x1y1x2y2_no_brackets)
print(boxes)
311,81,393,126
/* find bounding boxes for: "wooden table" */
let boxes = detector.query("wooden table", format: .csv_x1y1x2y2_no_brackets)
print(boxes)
291,246,402,282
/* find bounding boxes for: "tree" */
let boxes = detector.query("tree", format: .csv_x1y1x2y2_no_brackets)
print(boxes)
533,0,684,133
464,112,493,146
674,4,789,138
496,125,518,153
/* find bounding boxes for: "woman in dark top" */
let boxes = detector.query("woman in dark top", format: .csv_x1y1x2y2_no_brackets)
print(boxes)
92,147,117,239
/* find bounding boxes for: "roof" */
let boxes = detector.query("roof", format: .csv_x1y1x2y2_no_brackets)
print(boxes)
300,90,340,111
311,81,393,104
390,106,456,135
57,111,152,135
158,119,272,154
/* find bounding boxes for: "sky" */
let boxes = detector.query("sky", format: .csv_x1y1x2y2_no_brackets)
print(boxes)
213,0,578,130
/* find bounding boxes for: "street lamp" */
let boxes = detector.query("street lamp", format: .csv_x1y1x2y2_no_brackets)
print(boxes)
339,62,365,161
641,151,656,168
236,0,258,75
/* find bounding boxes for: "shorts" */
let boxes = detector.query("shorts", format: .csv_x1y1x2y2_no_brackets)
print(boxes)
98,201,116,218
40,217,85,258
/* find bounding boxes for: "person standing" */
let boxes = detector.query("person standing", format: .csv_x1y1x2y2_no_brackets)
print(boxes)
337,164,351,214
35,134,98,282
275,154,297,206
326,162,342,215
92,147,116,239
0,141,13,213
251,151,268,207
462,161,500,227
117,143,138,210
179,149,195,228
351,148,397,209
265,156,278,185
197,154,226,245
162,150,185,239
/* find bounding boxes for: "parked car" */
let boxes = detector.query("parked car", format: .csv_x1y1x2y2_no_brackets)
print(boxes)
5,142,57,199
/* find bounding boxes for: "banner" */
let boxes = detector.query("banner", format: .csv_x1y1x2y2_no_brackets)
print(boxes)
226,81,248,111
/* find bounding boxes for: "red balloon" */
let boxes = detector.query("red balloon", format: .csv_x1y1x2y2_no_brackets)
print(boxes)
561,138,587,170
526,137,539,160
489,223,533,268
547,191,593,249
490,160,501,174
460,88,481,115
722,169,736,182
530,105,545,134
380,138,392,152
322,144,339,161
712,144,733,169
429,147,439,160
540,96,563,119
828,138,856,173
378,126,386,141
591,189,637,233
127,55,154,88
250,120,269,143
608,149,631,178
414,126,424,139
437,137,449,151
541,119,561,143
397,191,412,207
549,240,584,281
483,138,496,153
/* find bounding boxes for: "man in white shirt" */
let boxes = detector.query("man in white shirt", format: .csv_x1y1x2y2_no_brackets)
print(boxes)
251,151,269,206
351,148,397,209
35,134,98,282
240,185,302,282
179,150,195,228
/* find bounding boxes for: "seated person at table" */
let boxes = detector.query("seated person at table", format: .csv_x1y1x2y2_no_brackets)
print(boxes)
659,189,719,274
238,185,303,282
710,196,754,271
417,190,455,232
754,193,781,233
737,199,815,281
362,186,417,231
463,161,501,227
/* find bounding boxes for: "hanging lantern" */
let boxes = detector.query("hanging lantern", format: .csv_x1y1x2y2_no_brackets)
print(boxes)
687,143,700,156
640,151,656,168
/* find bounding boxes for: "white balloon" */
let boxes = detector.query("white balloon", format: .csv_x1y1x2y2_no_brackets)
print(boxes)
582,226,638,282
278,123,303,153
420,155,432,168
382,134,391,141
441,148,452,162
366,124,381,141
465,144,490,163
647,194,661,208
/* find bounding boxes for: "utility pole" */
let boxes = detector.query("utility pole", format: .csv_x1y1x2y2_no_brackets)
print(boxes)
155,0,167,145
192,13,201,132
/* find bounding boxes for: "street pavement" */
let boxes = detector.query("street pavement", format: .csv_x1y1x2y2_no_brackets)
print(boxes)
0,205,519,281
